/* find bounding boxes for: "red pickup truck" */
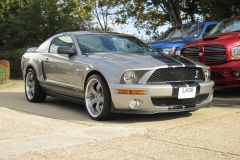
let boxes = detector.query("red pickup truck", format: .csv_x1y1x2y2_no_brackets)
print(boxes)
181,16,240,87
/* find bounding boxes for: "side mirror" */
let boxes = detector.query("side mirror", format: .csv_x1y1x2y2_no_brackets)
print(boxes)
57,46,75,54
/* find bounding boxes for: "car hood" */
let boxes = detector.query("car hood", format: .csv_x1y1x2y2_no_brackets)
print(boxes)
147,38,198,49
189,32,240,45
88,52,202,69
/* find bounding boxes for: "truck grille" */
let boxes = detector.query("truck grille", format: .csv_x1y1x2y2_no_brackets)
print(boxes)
151,94,209,107
182,46,226,63
204,46,225,52
204,46,226,62
147,68,204,83
181,47,199,61
182,47,199,54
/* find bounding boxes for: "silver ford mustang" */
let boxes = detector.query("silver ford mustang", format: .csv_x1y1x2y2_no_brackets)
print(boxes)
21,31,214,120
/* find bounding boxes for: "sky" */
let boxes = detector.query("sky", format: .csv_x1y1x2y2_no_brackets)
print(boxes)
91,18,169,41
115,23,169,41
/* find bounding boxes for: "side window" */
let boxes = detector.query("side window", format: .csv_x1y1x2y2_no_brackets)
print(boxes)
204,24,217,36
36,40,50,52
49,36,73,53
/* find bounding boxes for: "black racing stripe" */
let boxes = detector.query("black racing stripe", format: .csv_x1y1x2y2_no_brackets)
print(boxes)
151,55,182,67
168,55,196,67
169,83,188,97
187,82,200,95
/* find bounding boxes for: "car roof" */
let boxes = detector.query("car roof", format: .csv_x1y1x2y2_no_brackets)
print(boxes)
68,31,133,36
173,21,219,27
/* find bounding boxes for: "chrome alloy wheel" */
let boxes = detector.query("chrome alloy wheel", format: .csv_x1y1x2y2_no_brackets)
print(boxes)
85,78,104,117
25,71,35,100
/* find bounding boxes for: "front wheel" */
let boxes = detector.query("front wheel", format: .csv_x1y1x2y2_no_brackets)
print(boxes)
25,68,46,102
85,74,113,121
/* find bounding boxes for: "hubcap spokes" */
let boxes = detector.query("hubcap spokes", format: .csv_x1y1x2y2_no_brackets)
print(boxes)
86,79,104,117
26,72,35,99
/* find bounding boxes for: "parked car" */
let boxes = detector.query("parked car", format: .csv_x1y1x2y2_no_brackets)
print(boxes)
181,16,240,88
148,21,219,55
21,31,214,121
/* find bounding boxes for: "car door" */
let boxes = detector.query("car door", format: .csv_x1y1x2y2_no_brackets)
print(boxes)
42,35,83,98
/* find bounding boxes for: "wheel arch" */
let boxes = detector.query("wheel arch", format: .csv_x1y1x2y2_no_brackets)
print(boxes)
84,70,109,90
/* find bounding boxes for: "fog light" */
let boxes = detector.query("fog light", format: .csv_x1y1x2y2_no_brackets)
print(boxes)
232,71,239,77
129,99,143,109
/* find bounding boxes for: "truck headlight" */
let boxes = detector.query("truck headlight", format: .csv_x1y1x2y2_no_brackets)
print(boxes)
231,46,240,60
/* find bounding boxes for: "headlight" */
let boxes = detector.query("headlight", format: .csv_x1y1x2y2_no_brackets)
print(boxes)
203,68,211,80
120,70,146,84
123,71,135,83
231,46,240,60
158,47,177,54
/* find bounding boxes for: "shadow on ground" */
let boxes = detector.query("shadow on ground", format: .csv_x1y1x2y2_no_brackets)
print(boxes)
214,87,240,99
0,92,193,124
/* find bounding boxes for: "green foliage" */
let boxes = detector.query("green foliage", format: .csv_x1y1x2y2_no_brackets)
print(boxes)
0,66,6,84
115,0,240,36
0,60,10,80
1,48,26,78
199,0,240,21
0,0,93,50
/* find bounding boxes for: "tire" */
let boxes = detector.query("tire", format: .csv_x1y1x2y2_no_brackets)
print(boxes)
85,74,113,121
25,68,46,102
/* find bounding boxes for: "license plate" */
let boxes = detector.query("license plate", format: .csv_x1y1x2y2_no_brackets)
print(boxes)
178,87,196,99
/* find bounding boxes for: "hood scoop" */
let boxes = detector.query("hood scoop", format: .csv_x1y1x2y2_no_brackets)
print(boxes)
202,37,219,41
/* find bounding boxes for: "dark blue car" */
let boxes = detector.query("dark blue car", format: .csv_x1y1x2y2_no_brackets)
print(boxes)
147,21,219,55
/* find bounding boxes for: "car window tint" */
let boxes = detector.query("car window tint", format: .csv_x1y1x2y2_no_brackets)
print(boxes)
76,34,154,54
49,36,73,53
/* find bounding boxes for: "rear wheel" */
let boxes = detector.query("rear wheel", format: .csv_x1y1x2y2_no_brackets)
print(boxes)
25,68,46,102
85,74,113,121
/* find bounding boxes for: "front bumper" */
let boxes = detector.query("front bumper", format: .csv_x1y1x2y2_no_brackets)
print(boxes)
109,81,214,114
210,61,240,87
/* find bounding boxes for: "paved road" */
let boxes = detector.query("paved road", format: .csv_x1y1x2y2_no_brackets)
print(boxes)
0,81,240,160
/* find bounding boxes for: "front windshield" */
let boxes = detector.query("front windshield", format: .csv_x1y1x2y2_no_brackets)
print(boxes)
157,23,204,40
208,18,240,35
75,34,154,54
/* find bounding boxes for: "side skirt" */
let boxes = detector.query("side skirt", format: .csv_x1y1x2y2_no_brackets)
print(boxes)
45,91,85,105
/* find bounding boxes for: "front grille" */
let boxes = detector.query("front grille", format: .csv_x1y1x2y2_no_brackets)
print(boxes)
182,47,199,54
204,46,225,53
211,72,225,80
182,46,227,63
205,54,226,62
181,47,199,61
204,46,226,62
147,68,204,83
151,94,209,107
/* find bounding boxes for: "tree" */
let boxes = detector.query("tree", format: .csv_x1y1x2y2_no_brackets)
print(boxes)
199,0,240,21
0,0,92,49
114,0,240,36
115,0,186,36
89,0,117,32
